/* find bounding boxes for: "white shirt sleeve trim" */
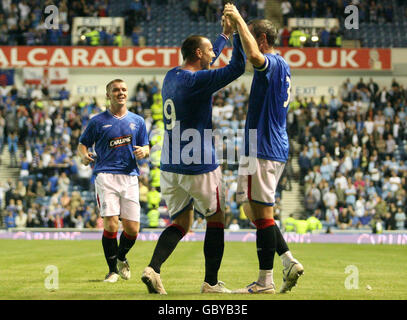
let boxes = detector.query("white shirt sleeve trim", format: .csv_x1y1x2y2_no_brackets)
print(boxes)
254,56,269,72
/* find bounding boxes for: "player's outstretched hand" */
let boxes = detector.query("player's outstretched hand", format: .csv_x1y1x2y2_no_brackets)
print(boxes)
223,3,242,24
221,14,235,37
134,145,148,159
81,152,95,166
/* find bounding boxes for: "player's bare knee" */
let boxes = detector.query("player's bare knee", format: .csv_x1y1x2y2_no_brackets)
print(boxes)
174,219,193,234
122,219,140,236
105,223,118,233
103,217,119,232
124,225,139,237
173,219,192,234
126,229,139,237
173,205,194,234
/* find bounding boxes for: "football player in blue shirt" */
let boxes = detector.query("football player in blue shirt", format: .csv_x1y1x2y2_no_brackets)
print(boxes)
141,15,246,294
78,79,149,283
225,4,304,294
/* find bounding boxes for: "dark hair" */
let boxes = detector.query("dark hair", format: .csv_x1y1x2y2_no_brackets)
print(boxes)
248,19,277,46
106,79,125,92
181,35,204,61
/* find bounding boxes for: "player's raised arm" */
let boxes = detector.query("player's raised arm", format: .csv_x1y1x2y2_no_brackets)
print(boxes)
177,13,245,95
210,15,235,66
191,32,246,94
224,3,266,69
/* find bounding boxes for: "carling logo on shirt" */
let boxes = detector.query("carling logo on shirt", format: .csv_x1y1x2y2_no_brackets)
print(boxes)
109,135,132,148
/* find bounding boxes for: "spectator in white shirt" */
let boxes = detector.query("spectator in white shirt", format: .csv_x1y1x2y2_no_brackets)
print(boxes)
15,209,28,228
325,205,339,228
281,0,292,26
334,171,349,190
257,0,266,18
389,170,401,192
229,218,240,231
30,85,43,100
323,187,338,209
395,207,406,230
0,84,10,98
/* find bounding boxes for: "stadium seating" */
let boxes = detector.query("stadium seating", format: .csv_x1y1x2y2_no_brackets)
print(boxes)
0,0,405,48
139,1,243,46
287,0,407,48
0,1,406,232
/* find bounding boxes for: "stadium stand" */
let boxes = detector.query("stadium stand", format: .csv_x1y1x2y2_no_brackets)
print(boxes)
280,0,407,48
294,77,407,232
0,0,406,47
0,0,406,234
340,0,407,48
133,0,263,47
1,75,406,232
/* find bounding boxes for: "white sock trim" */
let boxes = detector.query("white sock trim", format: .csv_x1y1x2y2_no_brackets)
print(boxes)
258,269,273,287
281,251,297,268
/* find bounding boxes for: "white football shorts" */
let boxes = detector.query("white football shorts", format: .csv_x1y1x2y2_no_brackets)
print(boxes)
94,173,140,222
236,156,285,206
160,166,225,219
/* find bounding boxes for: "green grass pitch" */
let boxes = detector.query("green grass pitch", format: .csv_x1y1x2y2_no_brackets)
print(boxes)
0,240,406,300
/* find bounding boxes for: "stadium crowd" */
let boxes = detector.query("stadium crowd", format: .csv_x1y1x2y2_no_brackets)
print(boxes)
0,77,158,230
295,77,407,232
1,75,406,233
0,0,264,47
186,0,266,23
0,70,291,231
4,0,405,49
0,0,151,46
278,0,407,48
280,0,402,24
0,1,406,232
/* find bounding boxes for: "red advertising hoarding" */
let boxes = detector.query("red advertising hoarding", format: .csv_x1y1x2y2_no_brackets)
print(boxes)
0,46,392,70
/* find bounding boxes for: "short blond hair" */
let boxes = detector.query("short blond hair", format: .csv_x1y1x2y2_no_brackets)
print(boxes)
106,79,125,92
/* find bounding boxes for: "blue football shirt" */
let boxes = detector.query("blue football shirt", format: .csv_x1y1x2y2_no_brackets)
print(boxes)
244,53,291,162
79,110,149,176
160,34,246,175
